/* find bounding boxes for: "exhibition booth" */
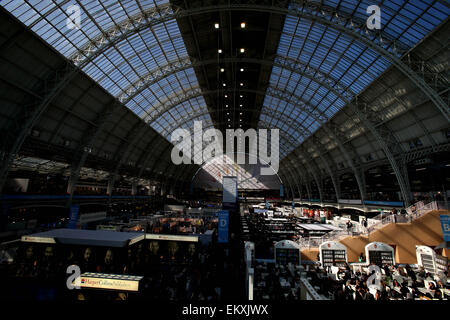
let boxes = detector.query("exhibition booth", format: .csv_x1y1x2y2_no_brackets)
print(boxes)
319,241,348,267
365,242,395,266
416,245,448,275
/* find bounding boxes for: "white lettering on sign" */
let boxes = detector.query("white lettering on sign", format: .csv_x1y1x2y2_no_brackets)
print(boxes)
366,5,381,30
66,265,81,290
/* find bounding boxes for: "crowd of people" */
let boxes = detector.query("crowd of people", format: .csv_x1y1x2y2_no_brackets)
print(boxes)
0,237,232,300
306,263,449,300
147,215,218,235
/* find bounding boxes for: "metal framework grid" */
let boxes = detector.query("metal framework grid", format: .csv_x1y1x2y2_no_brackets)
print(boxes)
0,0,448,200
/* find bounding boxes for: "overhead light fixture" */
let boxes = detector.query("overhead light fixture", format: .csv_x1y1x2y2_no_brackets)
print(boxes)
240,83,244,86
240,95,243,98
223,83,226,87
241,22,246,28
239,119,242,121
239,104,243,107
227,112,229,115
224,95,228,98
228,119,231,121
225,104,228,108
240,48,245,53
220,68,225,72
240,68,244,72
218,49,222,53
240,112,242,115
214,23,220,29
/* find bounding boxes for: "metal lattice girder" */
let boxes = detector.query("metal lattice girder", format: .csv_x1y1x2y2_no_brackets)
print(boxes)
132,84,362,198
111,53,418,204
2,0,446,199
285,157,311,198
138,83,365,199
257,111,325,199
64,1,448,122
283,161,306,199
106,120,148,190
0,60,77,192
261,108,338,199
66,99,123,199
287,149,324,201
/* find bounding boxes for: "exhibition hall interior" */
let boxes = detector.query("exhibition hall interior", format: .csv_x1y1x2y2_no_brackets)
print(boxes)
0,0,449,306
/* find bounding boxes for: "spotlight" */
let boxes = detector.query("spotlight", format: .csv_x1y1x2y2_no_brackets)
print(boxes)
220,68,225,72
240,68,244,72
218,49,222,53
240,83,244,86
241,22,246,28
240,48,245,53
223,83,226,87
214,23,219,29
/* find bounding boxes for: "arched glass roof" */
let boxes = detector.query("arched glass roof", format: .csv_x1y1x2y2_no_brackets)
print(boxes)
2,0,448,163
259,0,449,157
1,0,212,140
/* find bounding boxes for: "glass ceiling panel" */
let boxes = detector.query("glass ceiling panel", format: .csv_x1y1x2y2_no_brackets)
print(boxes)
1,0,211,141
260,0,449,160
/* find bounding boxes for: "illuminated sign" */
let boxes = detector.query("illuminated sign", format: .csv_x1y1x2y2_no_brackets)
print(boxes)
145,234,198,242
78,273,143,292
21,236,56,244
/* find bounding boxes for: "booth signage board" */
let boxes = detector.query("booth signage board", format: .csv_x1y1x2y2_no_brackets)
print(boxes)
21,235,56,244
78,273,143,292
338,199,362,204
79,211,106,224
223,176,238,203
96,225,120,231
439,215,450,242
163,205,185,213
145,234,198,242
218,210,229,243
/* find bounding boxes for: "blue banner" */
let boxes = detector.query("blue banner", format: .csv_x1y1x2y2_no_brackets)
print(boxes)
440,215,450,242
218,210,229,243
254,208,267,214
280,185,284,197
363,200,404,207
265,200,269,209
67,205,80,229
